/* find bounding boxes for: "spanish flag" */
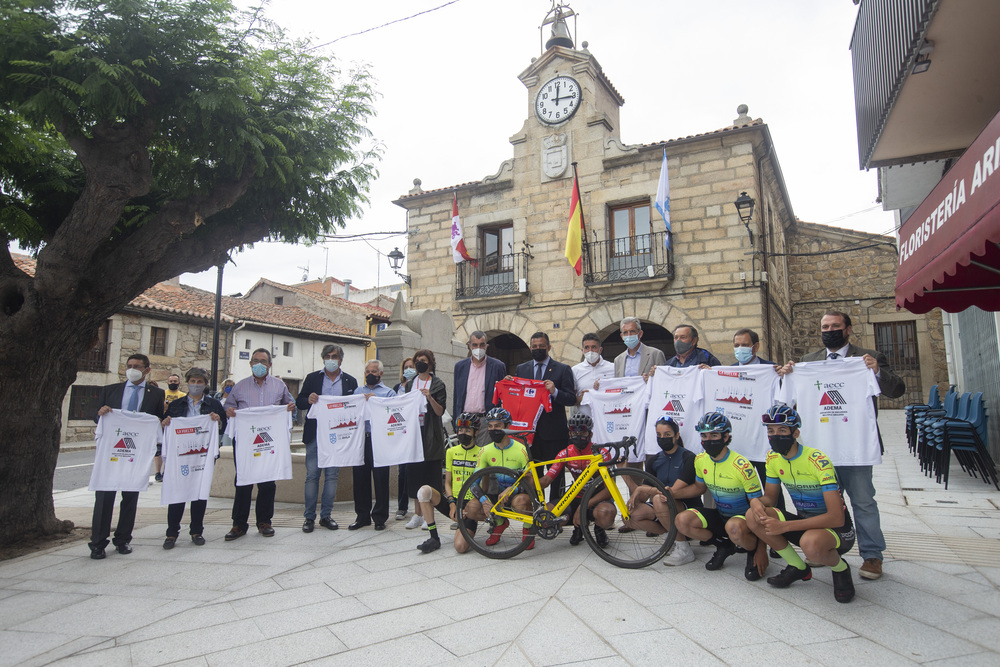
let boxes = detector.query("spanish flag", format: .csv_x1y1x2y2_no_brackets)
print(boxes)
564,171,584,276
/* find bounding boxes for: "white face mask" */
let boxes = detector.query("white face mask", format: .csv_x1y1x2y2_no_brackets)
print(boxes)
471,348,486,361
584,351,601,365
324,359,340,373
125,368,144,383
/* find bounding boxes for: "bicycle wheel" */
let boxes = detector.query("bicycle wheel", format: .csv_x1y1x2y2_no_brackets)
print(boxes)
580,468,677,569
456,466,534,559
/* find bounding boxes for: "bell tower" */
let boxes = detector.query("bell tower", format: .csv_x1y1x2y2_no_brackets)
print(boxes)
513,2,625,184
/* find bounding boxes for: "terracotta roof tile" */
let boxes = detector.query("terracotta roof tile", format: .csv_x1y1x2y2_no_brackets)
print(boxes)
250,278,392,318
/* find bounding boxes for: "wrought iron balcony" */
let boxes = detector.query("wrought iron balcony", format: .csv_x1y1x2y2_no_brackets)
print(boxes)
456,251,529,300
583,231,673,286
77,344,109,373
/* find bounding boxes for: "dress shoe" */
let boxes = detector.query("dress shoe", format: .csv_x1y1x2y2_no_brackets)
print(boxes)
348,520,371,530
191,534,206,546
115,543,133,555
89,546,106,560
163,537,176,550
257,523,275,537
224,526,247,541
374,522,386,531
319,517,339,530
302,519,315,533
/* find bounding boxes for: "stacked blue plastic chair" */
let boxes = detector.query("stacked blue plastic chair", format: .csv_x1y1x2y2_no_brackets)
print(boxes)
925,392,971,480
905,384,942,455
915,389,959,475
936,393,998,490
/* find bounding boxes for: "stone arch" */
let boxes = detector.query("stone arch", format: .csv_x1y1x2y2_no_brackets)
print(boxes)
558,298,715,365
455,311,542,374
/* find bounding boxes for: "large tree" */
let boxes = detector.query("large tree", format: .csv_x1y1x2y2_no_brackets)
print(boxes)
0,0,379,544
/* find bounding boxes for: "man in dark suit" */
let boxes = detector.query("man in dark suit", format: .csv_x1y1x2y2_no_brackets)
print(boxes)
513,332,576,502
452,330,506,447
90,353,166,559
732,328,775,366
296,343,359,533
795,310,905,582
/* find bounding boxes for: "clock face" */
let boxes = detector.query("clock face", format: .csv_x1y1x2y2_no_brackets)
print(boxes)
535,76,581,125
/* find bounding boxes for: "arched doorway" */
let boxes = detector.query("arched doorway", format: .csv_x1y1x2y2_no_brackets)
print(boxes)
488,332,530,375
600,322,674,363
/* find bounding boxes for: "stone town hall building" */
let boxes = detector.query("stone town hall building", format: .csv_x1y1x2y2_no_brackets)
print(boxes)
391,5,945,408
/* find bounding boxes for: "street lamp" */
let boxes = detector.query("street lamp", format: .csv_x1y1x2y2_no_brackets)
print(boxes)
734,191,756,245
387,247,411,285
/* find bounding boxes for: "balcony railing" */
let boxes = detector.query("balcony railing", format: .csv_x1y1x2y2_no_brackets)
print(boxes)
583,231,673,286
850,0,935,169
456,251,529,299
77,344,109,373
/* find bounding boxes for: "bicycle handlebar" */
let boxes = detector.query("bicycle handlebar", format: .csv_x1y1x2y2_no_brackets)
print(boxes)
599,437,637,466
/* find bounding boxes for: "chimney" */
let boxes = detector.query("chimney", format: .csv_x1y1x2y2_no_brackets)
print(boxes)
343,279,352,301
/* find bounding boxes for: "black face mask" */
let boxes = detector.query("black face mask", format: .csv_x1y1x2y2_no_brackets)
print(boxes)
457,433,475,448
569,433,589,448
657,436,676,452
530,348,548,362
365,373,379,386
167,383,180,391
769,433,796,456
415,361,429,374
701,437,727,458
822,329,847,350
488,429,506,444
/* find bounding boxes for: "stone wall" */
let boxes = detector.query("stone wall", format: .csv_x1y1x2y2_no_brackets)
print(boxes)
786,221,947,405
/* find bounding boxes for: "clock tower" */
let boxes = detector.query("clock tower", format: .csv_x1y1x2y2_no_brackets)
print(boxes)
512,2,625,184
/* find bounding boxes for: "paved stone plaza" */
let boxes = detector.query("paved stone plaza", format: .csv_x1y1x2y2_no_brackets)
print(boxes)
2,411,999,666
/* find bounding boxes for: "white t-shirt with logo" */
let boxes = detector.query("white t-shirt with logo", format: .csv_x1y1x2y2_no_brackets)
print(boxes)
364,390,427,467
582,376,650,461
644,366,706,454
160,414,219,505
778,357,882,466
307,394,367,467
701,365,782,462
89,410,163,492
226,405,293,485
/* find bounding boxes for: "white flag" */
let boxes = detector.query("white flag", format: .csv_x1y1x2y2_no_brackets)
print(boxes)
654,148,672,249
450,192,476,264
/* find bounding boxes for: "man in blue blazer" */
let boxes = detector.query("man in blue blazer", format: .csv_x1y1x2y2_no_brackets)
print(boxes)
91,353,166,559
513,332,576,501
296,344,359,533
452,330,506,446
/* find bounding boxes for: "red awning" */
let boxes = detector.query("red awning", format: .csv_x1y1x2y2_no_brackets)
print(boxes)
895,108,1000,313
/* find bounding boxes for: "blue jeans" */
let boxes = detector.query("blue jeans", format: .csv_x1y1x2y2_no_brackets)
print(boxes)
304,440,339,521
835,465,885,560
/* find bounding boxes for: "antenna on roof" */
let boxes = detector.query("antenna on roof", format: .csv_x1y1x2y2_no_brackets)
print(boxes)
297,264,309,282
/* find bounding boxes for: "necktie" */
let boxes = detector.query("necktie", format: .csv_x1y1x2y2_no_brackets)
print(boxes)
535,363,543,380
127,384,140,411
828,353,840,360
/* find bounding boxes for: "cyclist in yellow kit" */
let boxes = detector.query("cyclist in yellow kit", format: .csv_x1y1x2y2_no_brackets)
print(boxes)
746,405,857,603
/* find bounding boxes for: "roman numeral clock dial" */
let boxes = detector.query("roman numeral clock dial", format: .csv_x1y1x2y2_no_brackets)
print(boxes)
535,76,581,125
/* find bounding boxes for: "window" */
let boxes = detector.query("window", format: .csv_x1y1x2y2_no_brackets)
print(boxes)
481,224,513,274
245,339,251,349
78,320,111,372
274,296,283,305
68,385,102,421
150,327,168,356
610,203,651,256
283,341,293,356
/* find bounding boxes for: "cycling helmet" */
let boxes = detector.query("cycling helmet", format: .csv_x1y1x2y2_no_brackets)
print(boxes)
456,412,481,430
695,412,732,434
485,406,512,426
567,412,593,431
761,404,802,430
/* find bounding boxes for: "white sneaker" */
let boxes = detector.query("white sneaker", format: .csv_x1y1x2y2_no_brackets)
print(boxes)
405,514,426,530
662,541,695,566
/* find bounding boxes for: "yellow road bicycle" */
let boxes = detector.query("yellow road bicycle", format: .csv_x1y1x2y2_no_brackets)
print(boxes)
456,436,679,568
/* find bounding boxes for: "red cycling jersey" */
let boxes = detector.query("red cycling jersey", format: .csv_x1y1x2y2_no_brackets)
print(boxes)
543,443,612,482
492,378,552,445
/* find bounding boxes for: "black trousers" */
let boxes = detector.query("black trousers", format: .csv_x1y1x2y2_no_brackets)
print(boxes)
751,459,786,511
353,433,389,524
232,472,276,532
90,490,138,549
167,499,207,538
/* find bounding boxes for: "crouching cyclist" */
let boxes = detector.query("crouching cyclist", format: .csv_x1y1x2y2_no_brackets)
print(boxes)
669,412,769,581
537,413,614,547
746,405,857,603
415,412,483,554
463,407,534,549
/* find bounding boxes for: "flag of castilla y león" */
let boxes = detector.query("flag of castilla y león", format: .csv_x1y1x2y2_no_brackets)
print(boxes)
451,193,477,265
